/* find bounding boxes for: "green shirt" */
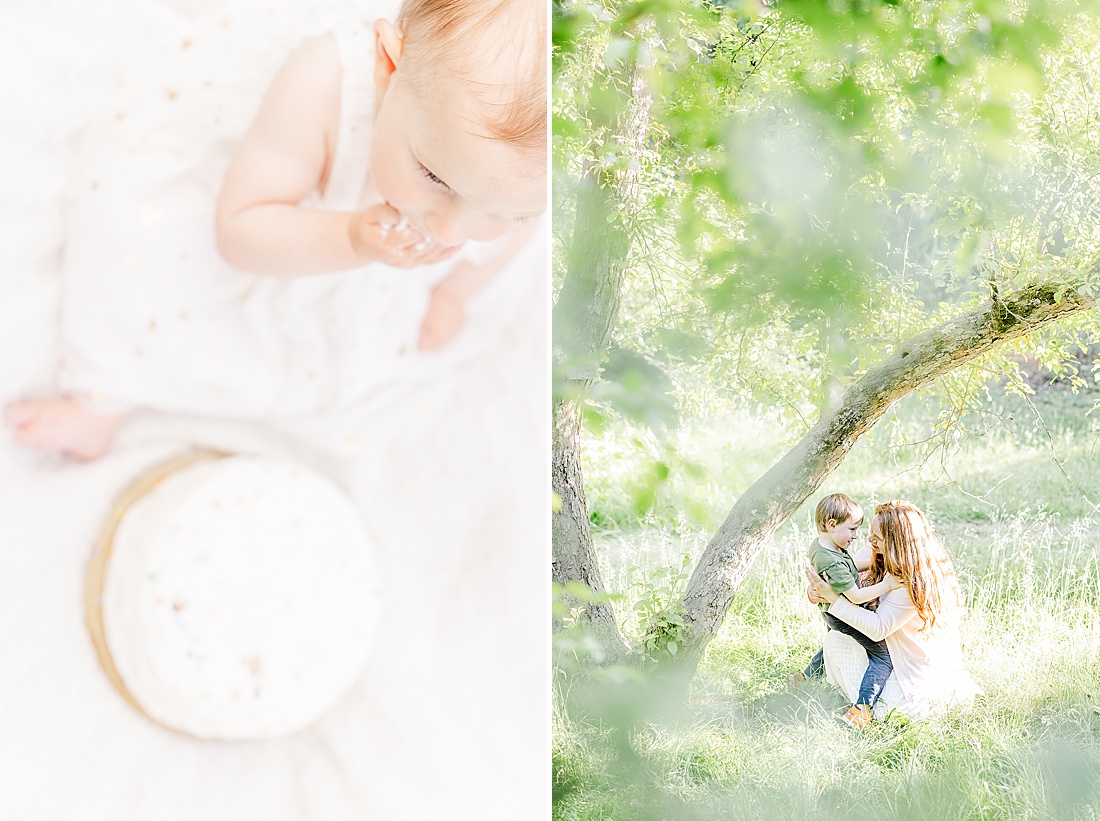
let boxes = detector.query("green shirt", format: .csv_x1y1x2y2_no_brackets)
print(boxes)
808,539,859,613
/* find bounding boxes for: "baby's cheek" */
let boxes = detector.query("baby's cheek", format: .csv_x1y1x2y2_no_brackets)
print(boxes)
367,153,415,210
374,170,411,210
470,216,514,242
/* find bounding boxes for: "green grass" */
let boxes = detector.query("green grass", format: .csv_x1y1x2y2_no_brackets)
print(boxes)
556,387,1100,821
555,519,1100,820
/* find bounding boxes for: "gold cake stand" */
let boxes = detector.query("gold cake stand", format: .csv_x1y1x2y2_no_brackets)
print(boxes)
83,448,229,736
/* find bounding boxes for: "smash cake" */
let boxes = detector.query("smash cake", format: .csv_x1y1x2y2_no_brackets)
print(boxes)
85,451,380,740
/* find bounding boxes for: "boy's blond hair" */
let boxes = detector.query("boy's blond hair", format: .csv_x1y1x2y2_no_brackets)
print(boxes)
398,0,546,152
814,493,863,532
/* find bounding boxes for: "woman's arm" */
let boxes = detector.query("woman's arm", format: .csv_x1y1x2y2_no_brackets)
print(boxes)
828,589,917,641
805,566,916,640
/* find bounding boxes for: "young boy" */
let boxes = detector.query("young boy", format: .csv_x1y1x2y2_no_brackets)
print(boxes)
794,493,898,728
5,0,545,459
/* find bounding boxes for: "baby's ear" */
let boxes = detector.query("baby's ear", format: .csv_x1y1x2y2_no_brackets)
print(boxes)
373,20,404,90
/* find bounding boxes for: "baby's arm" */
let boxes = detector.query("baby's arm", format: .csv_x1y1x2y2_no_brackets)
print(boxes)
842,575,900,605
418,221,536,350
853,545,873,572
215,36,450,277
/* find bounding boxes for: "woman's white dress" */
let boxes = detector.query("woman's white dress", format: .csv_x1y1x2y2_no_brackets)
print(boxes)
56,20,458,419
824,578,981,720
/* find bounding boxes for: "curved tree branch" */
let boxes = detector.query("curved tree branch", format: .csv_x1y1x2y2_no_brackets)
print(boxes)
661,282,1094,680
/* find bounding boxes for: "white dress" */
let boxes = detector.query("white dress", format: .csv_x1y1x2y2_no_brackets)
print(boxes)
823,579,982,720
56,20,460,419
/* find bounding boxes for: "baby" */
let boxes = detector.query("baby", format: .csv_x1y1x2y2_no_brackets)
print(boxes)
6,0,546,460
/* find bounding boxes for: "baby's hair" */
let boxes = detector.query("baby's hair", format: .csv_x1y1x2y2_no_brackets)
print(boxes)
397,0,546,153
815,493,863,532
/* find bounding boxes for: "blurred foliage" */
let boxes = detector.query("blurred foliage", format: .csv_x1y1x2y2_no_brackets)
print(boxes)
554,0,1100,458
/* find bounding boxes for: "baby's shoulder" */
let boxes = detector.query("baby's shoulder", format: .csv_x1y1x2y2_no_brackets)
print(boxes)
279,33,342,90
252,34,344,160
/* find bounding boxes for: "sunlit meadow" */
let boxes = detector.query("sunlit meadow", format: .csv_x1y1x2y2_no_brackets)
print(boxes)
554,385,1100,820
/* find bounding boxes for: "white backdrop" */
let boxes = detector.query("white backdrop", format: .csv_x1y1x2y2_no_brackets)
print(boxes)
0,1,549,818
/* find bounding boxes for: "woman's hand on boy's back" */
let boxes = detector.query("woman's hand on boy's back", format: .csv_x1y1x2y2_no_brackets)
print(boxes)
349,204,459,268
805,566,840,604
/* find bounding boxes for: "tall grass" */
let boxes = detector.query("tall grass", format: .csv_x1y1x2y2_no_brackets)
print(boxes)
580,387,1100,534
556,516,1100,820
556,388,1100,821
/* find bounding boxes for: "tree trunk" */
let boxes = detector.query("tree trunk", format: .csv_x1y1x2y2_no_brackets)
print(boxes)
552,173,633,653
659,283,1094,681
552,394,626,648
552,53,650,654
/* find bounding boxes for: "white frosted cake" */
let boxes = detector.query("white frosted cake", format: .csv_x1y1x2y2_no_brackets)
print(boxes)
92,454,379,740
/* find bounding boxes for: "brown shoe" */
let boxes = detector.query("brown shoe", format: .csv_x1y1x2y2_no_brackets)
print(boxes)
787,671,807,690
840,704,872,729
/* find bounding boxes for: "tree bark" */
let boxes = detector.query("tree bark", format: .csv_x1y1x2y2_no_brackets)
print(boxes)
659,283,1094,681
552,173,633,653
552,391,625,648
552,52,650,654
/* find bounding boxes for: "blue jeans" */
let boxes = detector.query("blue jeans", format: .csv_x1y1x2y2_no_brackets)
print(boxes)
804,611,893,708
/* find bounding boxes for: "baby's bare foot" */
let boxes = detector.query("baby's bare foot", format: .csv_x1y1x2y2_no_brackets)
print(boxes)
4,397,124,461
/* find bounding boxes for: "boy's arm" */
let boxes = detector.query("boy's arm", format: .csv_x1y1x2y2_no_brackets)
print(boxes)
215,36,452,278
842,575,900,605
852,545,873,572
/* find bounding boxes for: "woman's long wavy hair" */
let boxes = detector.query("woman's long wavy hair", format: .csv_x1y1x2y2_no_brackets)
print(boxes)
862,500,962,632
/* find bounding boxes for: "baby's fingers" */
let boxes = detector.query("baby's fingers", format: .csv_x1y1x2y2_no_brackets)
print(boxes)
418,243,462,265
377,218,424,250
361,202,401,230
360,203,429,248
389,228,428,251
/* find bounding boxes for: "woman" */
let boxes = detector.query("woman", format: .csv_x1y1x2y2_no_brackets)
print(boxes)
805,500,981,725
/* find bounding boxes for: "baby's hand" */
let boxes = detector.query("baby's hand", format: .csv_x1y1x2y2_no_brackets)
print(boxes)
418,287,466,351
886,574,902,592
349,204,460,268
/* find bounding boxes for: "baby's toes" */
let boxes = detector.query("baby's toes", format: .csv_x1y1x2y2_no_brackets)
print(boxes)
4,402,38,428
10,416,50,446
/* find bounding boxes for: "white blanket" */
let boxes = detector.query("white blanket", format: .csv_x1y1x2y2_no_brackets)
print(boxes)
0,2,547,818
